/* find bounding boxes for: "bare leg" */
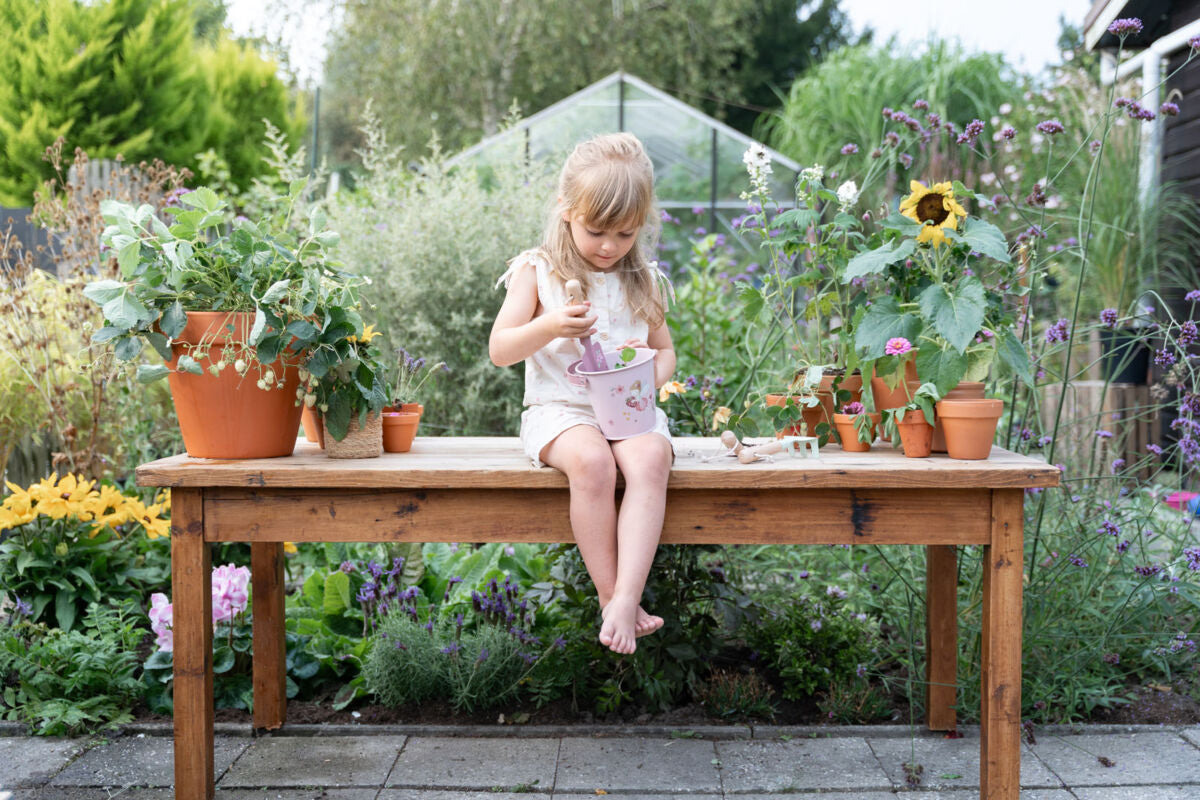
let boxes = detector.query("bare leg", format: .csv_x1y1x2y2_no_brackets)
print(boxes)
599,432,673,654
540,426,662,651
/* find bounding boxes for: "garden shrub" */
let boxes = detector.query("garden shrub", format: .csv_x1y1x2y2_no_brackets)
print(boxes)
0,600,144,735
325,110,555,435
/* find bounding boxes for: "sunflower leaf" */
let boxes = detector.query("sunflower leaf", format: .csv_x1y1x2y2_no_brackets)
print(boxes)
853,296,923,359
879,214,923,235
842,238,916,282
997,328,1035,384
918,277,986,353
915,342,968,397
958,217,1011,263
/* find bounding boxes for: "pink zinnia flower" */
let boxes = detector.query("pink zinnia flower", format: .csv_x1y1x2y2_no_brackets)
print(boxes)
884,337,913,356
841,401,865,415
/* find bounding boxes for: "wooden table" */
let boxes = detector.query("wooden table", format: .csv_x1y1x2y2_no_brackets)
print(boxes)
137,437,1059,800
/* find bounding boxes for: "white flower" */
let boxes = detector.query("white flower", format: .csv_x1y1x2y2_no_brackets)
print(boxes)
836,180,859,211
742,142,770,170
800,163,825,184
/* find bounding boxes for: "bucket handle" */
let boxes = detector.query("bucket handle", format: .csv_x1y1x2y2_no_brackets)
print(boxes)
566,360,588,388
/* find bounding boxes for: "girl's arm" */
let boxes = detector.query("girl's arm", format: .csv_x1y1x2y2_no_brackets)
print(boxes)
489,262,597,367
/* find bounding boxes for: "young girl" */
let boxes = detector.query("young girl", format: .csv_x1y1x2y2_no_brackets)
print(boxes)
489,132,676,656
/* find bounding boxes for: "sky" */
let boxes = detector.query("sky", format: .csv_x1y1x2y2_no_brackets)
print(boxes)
226,0,1096,87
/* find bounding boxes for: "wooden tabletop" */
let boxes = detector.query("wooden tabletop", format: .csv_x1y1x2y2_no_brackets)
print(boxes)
137,437,1061,490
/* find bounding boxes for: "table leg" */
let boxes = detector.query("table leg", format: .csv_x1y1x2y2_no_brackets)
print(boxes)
252,542,287,730
925,544,957,731
171,488,213,800
981,489,1023,800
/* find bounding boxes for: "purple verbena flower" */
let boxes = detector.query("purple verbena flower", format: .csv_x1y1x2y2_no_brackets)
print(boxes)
1099,519,1120,537
1155,348,1176,366
1183,547,1200,571
1160,102,1180,117
1103,652,1121,665
912,99,929,110
1045,318,1071,344
1186,289,1200,302
1068,554,1088,568
1117,540,1131,554
884,131,901,148
1111,458,1126,473
956,119,985,146
898,153,913,168
1191,35,1200,51
1026,184,1047,206
1036,119,1065,136
1134,564,1162,577
841,143,859,155
1146,443,1163,456
1107,17,1143,37
1096,430,1114,439
1100,308,1119,327
1000,125,1017,140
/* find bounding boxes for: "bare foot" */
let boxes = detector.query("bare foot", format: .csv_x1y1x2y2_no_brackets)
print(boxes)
599,596,639,654
635,606,664,637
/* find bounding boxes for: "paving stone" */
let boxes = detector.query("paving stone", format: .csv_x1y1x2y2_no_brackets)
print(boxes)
549,796,721,800
215,791,381,799
1182,726,1200,749
48,736,247,788
220,735,405,787
867,732,1062,789
382,736,557,792
1074,788,1200,800
716,736,891,792
0,737,87,788
1027,732,1200,786
555,737,720,793
379,793,553,800
12,791,173,800
727,793,1073,800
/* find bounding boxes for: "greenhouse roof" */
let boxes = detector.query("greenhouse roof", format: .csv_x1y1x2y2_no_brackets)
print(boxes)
448,72,800,213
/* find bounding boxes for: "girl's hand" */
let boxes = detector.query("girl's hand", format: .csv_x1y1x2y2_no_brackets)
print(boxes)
621,338,652,351
547,302,597,339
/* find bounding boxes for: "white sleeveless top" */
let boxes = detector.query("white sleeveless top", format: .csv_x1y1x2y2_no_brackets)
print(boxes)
496,248,655,407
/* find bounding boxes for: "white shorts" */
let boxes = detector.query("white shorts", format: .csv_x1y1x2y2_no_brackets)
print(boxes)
520,402,674,468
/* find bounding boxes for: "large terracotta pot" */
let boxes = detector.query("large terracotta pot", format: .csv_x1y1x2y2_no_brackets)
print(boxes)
870,360,919,411
832,412,880,452
932,381,985,452
382,411,420,453
936,398,1003,460
896,409,934,458
165,311,303,459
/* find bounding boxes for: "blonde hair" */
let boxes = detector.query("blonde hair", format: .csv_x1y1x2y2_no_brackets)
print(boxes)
539,132,666,327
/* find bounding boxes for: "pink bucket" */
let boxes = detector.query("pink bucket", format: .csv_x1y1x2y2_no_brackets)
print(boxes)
567,347,657,440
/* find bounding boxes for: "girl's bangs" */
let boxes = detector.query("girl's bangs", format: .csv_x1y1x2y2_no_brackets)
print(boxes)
576,163,651,230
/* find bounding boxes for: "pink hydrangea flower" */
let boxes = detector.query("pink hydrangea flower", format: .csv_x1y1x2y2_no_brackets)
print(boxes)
884,337,913,356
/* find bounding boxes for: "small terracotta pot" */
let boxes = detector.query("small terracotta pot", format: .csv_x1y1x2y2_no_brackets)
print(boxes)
382,411,420,453
325,411,383,459
768,373,862,440
301,406,325,449
896,409,934,458
936,398,1003,460
932,381,985,452
832,412,880,452
870,360,919,411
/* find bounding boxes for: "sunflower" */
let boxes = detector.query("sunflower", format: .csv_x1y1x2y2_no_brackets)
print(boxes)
899,180,968,247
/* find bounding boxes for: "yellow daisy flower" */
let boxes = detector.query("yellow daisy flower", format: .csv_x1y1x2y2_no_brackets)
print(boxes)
658,380,686,403
134,500,171,540
349,323,382,344
899,180,968,247
284,542,297,554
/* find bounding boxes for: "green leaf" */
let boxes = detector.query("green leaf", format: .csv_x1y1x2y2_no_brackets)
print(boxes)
256,333,284,364
261,279,291,305
102,291,148,329
772,208,818,231
285,320,319,341
879,213,923,235
83,280,125,305
323,571,352,616
842,238,916,282
958,217,1011,263
117,240,141,277
180,186,221,213
737,283,764,320
854,296,922,359
114,335,143,361
55,590,77,631
136,364,170,383
212,645,236,674
91,326,125,344
997,328,1034,384
146,331,172,361
144,650,173,670
250,308,267,346
915,344,968,397
918,277,986,353
177,355,204,375
964,346,995,381
161,301,187,338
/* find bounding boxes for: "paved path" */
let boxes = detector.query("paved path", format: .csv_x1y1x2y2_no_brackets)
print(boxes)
2,723,1199,798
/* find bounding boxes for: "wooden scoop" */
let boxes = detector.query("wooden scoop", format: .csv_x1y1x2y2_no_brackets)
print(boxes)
564,278,609,371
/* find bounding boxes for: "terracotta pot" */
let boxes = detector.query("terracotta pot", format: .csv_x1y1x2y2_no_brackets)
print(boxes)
165,311,303,459
300,406,324,447
896,409,934,458
870,360,919,411
932,381,985,452
832,412,880,452
936,398,1003,460
768,373,862,440
382,411,420,453
325,410,383,459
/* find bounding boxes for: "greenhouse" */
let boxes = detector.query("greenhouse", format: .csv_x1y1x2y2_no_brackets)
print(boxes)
449,71,801,241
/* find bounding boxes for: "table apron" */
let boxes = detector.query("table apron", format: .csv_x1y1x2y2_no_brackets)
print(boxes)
200,486,993,545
